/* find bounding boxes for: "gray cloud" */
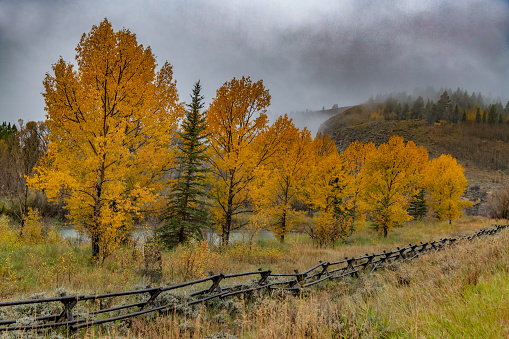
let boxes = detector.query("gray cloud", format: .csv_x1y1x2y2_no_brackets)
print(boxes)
0,0,508,134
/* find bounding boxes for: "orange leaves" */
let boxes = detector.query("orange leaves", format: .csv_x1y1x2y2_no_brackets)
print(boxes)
306,134,342,211
30,19,184,261
359,136,428,236
206,76,274,244
207,76,270,152
250,122,313,241
342,136,470,236
423,154,472,222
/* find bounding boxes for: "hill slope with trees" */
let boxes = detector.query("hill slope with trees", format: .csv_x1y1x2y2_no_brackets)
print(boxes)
318,90,509,216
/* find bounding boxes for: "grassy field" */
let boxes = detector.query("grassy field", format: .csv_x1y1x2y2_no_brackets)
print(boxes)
0,215,507,338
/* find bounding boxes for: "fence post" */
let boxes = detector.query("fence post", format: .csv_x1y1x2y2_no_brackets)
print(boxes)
257,269,271,286
396,247,406,261
294,270,307,288
362,254,375,271
379,251,390,265
316,261,330,279
207,272,224,294
420,243,429,253
57,296,79,323
346,258,358,278
408,244,418,257
140,288,163,310
56,296,79,336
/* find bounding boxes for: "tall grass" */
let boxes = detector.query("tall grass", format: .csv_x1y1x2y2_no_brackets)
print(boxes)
0,215,497,298
79,224,508,339
0,215,506,338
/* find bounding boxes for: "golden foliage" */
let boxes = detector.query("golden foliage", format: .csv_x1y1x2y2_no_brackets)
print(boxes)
340,140,376,232
305,134,352,244
172,240,219,281
306,133,342,210
206,77,292,244
250,121,312,241
21,208,44,244
362,136,429,236
423,154,472,222
29,19,184,261
0,215,19,249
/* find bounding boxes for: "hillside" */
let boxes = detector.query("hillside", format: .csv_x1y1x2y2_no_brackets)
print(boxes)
318,104,509,215
290,105,352,135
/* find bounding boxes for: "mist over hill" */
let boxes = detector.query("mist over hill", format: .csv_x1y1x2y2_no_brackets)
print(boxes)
284,105,352,136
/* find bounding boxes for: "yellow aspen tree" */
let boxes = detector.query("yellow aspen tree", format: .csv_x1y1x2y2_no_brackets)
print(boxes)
29,19,184,262
306,134,350,245
250,121,312,242
340,140,376,234
423,154,472,223
363,136,428,237
206,77,290,245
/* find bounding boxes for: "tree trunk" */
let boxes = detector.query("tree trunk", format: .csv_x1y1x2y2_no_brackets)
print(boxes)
178,225,185,244
280,211,286,243
223,198,232,246
222,179,235,246
92,159,106,263
92,233,100,260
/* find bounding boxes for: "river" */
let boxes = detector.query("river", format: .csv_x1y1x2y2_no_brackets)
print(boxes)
58,226,276,244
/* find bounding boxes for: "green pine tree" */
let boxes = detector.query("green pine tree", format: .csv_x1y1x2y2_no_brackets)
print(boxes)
487,105,497,124
408,189,428,220
475,107,481,123
157,81,211,248
461,111,467,122
452,104,460,123
436,91,450,121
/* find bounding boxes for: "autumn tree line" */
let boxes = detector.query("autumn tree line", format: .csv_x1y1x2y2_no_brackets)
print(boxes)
0,19,472,262
366,88,509,125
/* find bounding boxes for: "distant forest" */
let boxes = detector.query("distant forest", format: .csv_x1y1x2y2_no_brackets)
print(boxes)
365,87,509,125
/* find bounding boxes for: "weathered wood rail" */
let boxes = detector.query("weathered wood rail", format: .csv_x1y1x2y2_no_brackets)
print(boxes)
0,224,506,335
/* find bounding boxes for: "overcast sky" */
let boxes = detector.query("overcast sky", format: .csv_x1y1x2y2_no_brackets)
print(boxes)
1,0,508,134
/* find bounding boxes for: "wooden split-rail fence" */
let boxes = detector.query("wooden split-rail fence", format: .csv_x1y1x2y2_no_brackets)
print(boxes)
0,224,507,335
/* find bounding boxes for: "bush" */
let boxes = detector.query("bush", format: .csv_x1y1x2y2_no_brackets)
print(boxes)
0,215,19,248
484,187,509,219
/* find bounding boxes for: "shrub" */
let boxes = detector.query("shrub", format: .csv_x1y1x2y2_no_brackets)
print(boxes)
484,187,509,219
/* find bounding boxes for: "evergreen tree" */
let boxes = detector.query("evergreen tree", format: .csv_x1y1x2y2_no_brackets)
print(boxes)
436,91,451,121
395,102,403,120
408,189,428,220
411,96,424,119
157,81,210,248
428,103,439,125
475,107,481,123
401,103,409,120
451,104,460,123
498,113,504,124
487,104,497,124
461,111,467,122
0,122,17,148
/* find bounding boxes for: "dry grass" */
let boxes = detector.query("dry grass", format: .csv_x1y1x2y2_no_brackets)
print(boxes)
0,216,506,338
0,216,497,298
73,225,509,339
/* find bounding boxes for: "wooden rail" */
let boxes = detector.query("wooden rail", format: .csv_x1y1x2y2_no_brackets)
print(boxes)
0,224,506,335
